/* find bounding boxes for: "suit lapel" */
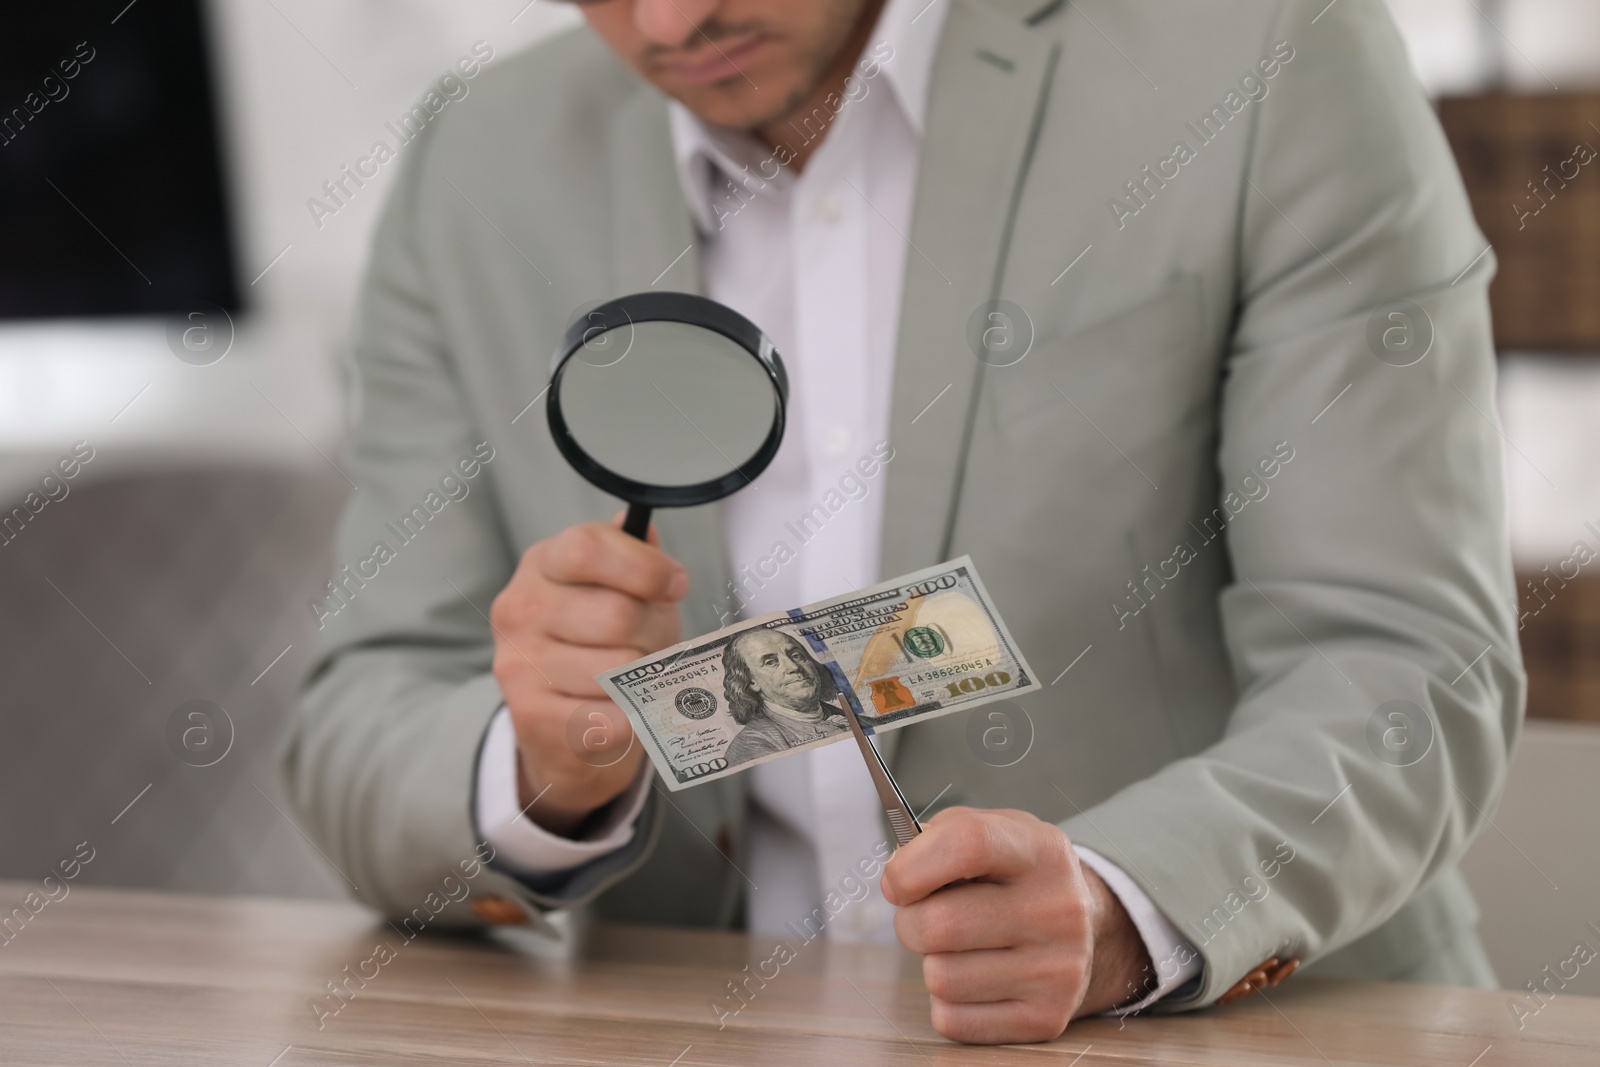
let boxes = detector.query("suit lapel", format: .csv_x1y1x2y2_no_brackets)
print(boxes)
879,0,1060,579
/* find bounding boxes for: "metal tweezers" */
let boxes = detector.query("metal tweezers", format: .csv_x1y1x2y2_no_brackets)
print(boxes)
837,695,922,847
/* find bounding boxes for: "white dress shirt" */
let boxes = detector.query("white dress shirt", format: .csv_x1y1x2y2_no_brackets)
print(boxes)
476,0,1200,1011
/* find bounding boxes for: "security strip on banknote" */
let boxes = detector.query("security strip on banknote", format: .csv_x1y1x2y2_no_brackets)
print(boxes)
597,556,1041,791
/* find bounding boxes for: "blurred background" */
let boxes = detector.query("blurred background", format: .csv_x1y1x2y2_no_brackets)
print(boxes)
0,0,1595,997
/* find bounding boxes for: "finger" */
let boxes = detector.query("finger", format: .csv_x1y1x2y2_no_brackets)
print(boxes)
541,522,688,602
881,809,1035,905
892,881,1025,954
922,946,1087,1006
539,583,658,647
928,996,1071,1046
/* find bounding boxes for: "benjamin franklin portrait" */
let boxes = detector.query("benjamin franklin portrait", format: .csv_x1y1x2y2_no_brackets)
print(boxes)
721,629,850,768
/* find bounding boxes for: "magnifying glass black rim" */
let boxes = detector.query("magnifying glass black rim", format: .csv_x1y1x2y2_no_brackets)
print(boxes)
547,291,789,509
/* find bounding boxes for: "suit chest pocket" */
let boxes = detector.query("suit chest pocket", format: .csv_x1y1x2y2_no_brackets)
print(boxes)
979,273,1216,461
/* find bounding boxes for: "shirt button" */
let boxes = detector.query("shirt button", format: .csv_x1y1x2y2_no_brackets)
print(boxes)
821,423,852,458
815,192,843,223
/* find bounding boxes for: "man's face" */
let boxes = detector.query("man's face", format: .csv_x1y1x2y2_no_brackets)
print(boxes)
738,631,823,712
576,0,873,130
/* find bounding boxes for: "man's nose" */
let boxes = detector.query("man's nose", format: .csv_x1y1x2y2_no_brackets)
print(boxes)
633,0,720,49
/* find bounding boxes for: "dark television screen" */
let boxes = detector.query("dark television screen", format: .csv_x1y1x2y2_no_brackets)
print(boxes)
0,0,240,319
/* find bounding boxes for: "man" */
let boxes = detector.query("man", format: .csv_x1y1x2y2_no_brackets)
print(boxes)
721,630,850,767
284,0,1522,1046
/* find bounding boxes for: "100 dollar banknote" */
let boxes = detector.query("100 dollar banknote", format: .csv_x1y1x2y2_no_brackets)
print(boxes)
597,556,1040,790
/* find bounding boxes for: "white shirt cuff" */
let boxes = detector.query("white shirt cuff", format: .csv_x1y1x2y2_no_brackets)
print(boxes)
474,705,652,876
1076,845,1203,1012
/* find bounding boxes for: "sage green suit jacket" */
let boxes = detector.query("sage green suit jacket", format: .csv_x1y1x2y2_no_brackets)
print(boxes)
283,0,1523,1010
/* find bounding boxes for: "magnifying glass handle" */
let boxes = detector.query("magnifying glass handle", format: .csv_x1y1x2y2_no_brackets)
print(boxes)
622,502,653,541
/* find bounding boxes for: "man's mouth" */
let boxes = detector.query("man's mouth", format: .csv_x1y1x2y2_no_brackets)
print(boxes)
657,33,771,87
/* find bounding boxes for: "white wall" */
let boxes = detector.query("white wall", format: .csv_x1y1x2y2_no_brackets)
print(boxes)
1386,0,1600,94
208,0,580,330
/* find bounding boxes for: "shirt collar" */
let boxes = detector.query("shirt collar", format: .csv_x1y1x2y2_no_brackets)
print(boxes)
875,0,949,136
666,0,950,234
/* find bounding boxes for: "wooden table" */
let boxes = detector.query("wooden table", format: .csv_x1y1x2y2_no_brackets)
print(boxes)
0,882,1593,1065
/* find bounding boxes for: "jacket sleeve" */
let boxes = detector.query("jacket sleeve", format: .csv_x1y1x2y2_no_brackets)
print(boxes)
1060,0,1524,1008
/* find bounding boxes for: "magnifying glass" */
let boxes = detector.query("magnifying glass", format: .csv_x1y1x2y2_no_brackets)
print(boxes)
547,292,789,540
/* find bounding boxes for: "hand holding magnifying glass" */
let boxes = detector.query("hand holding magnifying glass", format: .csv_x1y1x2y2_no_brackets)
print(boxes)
494,294,791,835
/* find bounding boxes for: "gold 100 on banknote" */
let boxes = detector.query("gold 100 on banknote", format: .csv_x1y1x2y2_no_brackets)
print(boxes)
598,557,1041,790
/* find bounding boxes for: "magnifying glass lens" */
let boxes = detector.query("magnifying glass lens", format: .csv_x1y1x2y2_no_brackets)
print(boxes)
548,292,788,540
559,321,777,488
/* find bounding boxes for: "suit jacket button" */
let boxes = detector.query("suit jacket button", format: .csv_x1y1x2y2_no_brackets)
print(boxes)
472,895,529,925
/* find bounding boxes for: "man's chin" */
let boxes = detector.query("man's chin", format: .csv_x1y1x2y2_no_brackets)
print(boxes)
660,79,809,134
